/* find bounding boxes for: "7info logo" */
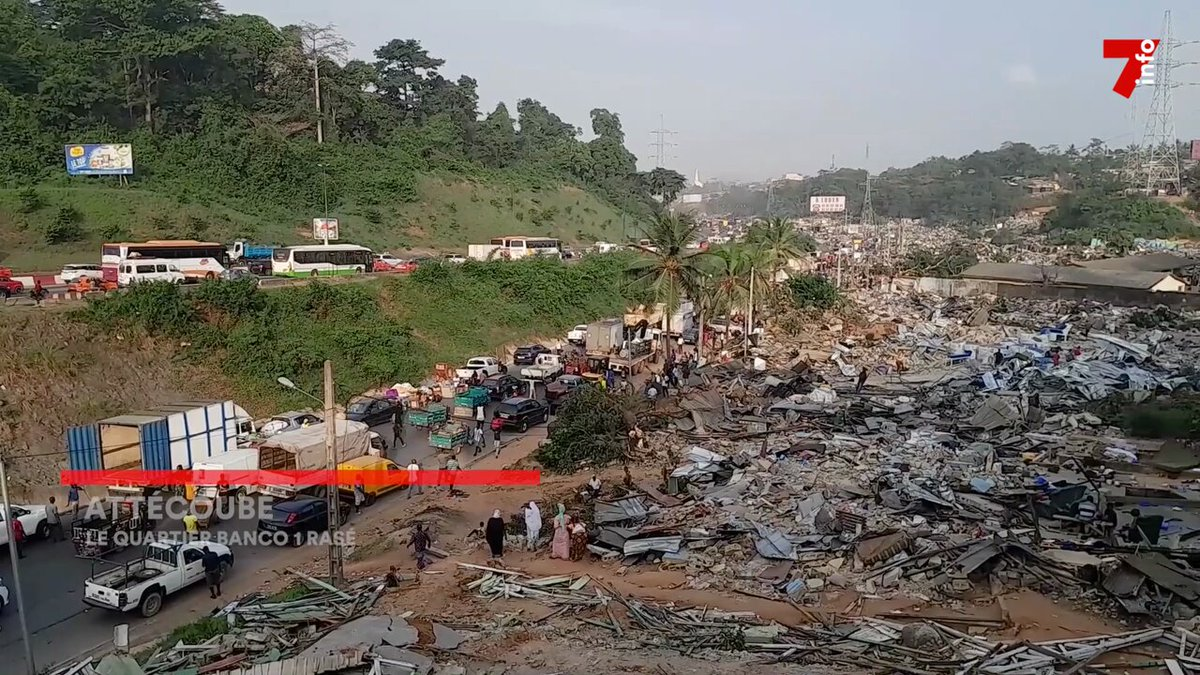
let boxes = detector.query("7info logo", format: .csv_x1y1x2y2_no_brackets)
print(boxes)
1104,39,1159,98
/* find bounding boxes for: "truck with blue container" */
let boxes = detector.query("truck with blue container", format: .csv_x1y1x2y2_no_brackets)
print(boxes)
227,241,274,262
67,400,255,497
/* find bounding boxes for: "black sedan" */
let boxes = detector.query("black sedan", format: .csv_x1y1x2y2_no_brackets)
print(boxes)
513,344,551,365
493,397,549,432
344,397,399,427
257,496,349,546
481,374,522,400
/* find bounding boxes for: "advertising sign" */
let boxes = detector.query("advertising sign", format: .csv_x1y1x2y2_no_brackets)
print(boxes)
64,144,134,176
1191,140,1200,161
312,218,339,241
809,195,846,213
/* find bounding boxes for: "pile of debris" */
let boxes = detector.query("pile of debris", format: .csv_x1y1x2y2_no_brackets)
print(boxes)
609,292,1200,619
51,570,386,675
460,567,1200,673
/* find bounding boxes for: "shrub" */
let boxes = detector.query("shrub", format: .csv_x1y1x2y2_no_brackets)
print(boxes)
786,274,841,311
45,205,85,244
536,386,629,473
17,186,44,214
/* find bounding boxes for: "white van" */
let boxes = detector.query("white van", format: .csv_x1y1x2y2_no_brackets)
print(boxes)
117,259,185,286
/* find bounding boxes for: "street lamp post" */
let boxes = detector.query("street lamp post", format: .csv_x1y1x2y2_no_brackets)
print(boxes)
277,362,344,587
0,459,36,674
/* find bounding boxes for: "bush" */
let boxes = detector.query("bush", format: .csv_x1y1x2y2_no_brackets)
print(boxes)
45,205,85,244
786,274,841,310
536,386,630,473
17,186,44,214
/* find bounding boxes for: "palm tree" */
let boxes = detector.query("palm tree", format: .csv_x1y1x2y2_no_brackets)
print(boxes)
707,244,770,344
744,217,815,281
626,213,709,356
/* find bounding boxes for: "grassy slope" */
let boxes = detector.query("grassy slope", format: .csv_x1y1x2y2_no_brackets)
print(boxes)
0,176,636,271
0,257,635,495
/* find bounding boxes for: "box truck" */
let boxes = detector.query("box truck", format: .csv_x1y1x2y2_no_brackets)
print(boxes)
585,319,624,355
255,419,370,499
66,400,254,496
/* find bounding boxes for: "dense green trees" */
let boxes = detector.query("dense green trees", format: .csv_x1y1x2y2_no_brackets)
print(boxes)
1041,188,1195,248
0,0,665,221
716,141,1129,224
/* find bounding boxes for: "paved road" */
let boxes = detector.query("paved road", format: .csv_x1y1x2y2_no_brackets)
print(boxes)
0,380,552,673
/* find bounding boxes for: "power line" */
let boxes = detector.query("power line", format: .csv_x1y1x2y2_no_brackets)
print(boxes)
649,114,677,168
1133,10,1182,194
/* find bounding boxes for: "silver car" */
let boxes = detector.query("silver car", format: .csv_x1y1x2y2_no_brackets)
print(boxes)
259,411,323,436
61,263,103,283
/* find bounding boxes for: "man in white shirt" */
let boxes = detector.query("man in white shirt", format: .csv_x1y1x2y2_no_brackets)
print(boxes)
407,459,422,499
475,405,485,431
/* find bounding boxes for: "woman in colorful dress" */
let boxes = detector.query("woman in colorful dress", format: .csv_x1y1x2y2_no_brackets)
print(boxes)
550,503,570,559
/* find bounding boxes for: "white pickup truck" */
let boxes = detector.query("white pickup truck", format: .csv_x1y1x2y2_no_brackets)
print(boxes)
455,356,503,380
84,541,233,617
520,353,564,381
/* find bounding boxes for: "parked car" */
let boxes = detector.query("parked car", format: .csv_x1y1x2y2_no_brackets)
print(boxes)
61,263,104,283
0,505,50,544
546,374,585,412
372,253,406,272
83,541,233,617
493,397,549,432
566,324,588,345
222,267,257,282
257,496,348,546
259,411,323,437
337,455,403,504
443,254,468,264
0,276,22,298
455,356,503,380
681,324,699,346
513,344,551,365
481,374,522,400
344,396,398,427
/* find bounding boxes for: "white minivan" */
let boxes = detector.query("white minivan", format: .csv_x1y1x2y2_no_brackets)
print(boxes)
118,260,185,286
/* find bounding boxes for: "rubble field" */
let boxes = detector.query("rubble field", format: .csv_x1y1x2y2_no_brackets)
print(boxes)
54,290,1200,674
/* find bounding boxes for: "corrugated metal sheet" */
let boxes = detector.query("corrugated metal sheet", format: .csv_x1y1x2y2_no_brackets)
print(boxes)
219,651,364,675
623,536,683,555
594,497,648,524
140,418,172,471
66,424,102,471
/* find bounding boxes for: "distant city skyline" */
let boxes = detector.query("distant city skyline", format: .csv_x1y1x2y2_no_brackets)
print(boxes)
222,0,1199,182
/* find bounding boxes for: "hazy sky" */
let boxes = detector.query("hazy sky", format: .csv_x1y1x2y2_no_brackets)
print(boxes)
223,0,1199,181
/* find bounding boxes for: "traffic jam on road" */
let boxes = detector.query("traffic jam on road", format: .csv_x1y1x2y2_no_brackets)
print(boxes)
0,315,677,671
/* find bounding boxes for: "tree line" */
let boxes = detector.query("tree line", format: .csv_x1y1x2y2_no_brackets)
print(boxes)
712,140,1131,224
0,0,686,220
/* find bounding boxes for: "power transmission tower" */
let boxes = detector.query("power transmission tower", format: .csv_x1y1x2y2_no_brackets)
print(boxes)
649,114,677,168
860,143,879,272
1121,97,1141,186
1138,11,1182,194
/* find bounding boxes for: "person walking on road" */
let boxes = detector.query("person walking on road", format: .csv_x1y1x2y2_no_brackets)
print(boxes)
353,476,366,514
485,510,506,559
11,517,26,558
445,455,460,494
472,426,484,456
406,458,422,498
392,408,406,449
202,546,223,598
475,405,486,432
67,484,83,515
45,495,64,542
183,512,200,541
491,422,502,458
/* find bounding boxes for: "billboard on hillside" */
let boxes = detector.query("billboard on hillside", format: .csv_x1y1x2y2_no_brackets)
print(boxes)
809,195,846,213
312,218,340,241
64,144,134,176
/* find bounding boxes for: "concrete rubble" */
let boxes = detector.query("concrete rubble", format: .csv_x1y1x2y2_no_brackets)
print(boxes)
594,291,1200,627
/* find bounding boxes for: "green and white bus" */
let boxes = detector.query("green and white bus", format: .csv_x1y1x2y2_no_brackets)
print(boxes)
271,244,373,278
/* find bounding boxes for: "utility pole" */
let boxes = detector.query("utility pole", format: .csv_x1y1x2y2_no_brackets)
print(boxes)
323,360,343,587
649,114,677,168
0,460,36,675
1137,10,1182,194
312,53,323,144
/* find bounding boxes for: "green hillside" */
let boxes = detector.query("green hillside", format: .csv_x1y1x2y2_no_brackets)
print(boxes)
0,0,687,270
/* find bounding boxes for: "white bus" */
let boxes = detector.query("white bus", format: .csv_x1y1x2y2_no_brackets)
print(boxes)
271,244,373,278
100,240,228,283
469,236,562,261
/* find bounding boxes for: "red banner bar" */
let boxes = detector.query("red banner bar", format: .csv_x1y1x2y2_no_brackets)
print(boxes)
61,469,541,488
